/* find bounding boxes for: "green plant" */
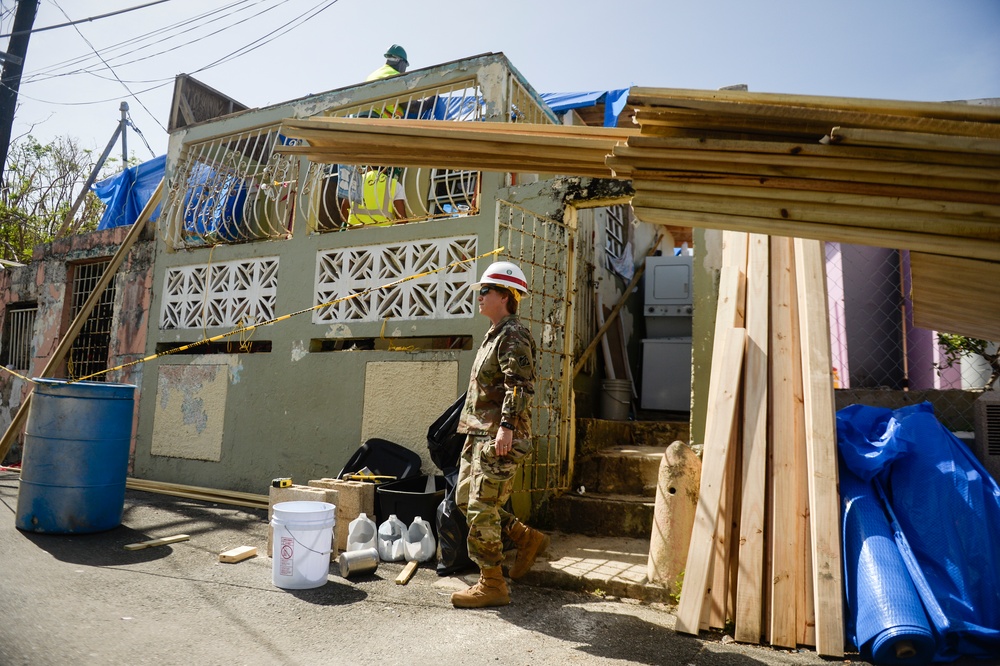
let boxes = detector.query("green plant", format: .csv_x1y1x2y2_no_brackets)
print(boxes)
936,333,999,390
669,570,685,605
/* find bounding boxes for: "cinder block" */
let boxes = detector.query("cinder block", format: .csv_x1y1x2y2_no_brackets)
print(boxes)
308,478,375,552
267,484,339,559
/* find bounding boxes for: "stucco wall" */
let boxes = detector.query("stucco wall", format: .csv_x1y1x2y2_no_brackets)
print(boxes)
0,227,154,465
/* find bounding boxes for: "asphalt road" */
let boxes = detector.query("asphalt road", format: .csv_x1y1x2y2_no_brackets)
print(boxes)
0,470,852,666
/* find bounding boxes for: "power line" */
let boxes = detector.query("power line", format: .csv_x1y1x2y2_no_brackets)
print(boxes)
0,0,175,39
50,0,167,132
22,0,266,81
24,0,290,84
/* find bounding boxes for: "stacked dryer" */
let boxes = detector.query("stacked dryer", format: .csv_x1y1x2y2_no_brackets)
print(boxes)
641,255,694,412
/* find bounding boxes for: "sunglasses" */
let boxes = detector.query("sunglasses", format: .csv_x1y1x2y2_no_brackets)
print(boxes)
478,285,508,296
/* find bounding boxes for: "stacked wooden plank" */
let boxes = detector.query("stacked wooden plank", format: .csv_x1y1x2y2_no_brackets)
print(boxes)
610,88,1000,340
277,116,635,179
673,230,844,657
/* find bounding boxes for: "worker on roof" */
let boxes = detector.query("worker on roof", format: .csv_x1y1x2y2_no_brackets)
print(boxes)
366,44,408,81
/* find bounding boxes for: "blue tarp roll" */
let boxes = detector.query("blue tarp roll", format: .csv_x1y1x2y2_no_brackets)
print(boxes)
838,402,1000,663
840,463,936,664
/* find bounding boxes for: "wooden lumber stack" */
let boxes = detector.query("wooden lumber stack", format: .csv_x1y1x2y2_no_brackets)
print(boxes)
674,230,844,658
611,88,1000,340
277,116,636,179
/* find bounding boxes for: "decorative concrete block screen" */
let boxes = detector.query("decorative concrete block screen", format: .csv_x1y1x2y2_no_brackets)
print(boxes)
160,257,279,329
313,236,478,323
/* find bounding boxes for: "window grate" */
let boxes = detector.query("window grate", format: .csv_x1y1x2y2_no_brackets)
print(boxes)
68,261,116,381
2,303,37,371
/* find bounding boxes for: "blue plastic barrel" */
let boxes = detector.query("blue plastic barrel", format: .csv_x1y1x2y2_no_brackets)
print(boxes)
16,378,136,534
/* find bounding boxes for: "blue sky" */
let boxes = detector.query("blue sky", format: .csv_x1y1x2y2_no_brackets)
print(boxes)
6,0,1000,160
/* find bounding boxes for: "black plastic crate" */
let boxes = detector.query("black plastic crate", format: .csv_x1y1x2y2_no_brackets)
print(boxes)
376,474,446,538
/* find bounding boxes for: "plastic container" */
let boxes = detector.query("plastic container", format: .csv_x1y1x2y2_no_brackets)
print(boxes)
271,501,336,590
346,512,377,552
16,379,136,534
599,379,631,421
377,514,407,562
403,516,436,563
376,475,446,537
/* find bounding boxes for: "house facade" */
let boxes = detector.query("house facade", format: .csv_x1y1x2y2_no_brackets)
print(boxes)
125,53,660,516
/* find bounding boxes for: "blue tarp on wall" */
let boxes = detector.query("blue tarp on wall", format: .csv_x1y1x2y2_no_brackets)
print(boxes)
92,155,165,229
838,402,1000,664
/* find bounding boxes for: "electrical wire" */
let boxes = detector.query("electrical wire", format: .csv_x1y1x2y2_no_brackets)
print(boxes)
50,0,167,132
0,0,175,39
22,0,277,83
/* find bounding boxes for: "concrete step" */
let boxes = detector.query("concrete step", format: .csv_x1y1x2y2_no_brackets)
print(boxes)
549,491,654,539
513,531,675,604
575,445,665,497
575,418,690,457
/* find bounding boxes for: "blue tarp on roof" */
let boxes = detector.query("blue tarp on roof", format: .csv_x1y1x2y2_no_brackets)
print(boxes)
540,89,630,127
93,155,164,229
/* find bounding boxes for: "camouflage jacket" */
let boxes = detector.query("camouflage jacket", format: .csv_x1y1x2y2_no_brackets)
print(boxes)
457,314,537,437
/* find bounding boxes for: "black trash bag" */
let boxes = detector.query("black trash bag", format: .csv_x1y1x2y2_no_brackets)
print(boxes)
435,469,474,576
427,392,467,473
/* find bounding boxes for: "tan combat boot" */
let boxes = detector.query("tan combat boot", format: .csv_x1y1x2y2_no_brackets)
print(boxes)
507,520,550,579
451,566,510,608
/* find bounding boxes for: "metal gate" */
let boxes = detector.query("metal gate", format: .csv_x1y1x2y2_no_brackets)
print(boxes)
497,200,576,496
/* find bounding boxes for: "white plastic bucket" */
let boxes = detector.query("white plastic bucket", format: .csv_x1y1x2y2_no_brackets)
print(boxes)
599,379,632,420
271,501,336,590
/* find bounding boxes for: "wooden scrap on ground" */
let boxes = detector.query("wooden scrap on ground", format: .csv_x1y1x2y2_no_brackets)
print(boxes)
219,546,258,563
124,534,190,551
395,560,418,585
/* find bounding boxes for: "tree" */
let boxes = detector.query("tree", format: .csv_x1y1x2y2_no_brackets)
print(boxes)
0,135,120,263
937,333,1000,390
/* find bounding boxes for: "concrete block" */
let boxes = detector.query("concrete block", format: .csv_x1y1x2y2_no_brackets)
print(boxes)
267,484,338,559
308,478,375,552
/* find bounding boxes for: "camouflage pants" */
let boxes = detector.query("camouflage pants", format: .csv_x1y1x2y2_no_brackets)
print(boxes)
455,433,531,568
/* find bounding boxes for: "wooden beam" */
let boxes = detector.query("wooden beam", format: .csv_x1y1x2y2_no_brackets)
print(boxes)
676,325,747,635
768,236,800,648
631,191,1000,241
626,86,1000,123
632,178,1000,220
124,534,190,551
0,179,164,464
793,238,844,658
631,207,1000,263
734,234,769,644
910,253,1000,340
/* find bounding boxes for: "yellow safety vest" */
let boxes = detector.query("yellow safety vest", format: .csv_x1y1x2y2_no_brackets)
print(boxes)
347,171,400,227
364,65,404,118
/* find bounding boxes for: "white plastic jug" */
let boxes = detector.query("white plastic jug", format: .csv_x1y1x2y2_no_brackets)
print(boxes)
403,515,436,563
346,512,377,552
377,514,407,562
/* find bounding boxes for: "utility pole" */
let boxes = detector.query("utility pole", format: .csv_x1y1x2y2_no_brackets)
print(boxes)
0,0,40,188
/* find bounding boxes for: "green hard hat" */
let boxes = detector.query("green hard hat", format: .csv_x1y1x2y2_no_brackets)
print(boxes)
384,44,408,62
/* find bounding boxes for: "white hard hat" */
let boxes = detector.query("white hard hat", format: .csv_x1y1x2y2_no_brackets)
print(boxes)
472,260,528,294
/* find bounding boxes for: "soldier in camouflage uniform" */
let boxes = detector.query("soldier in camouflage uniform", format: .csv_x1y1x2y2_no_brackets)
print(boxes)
452,261,551,609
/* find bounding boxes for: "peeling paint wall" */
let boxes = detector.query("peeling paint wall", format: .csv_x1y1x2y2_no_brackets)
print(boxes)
0,227,154,465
